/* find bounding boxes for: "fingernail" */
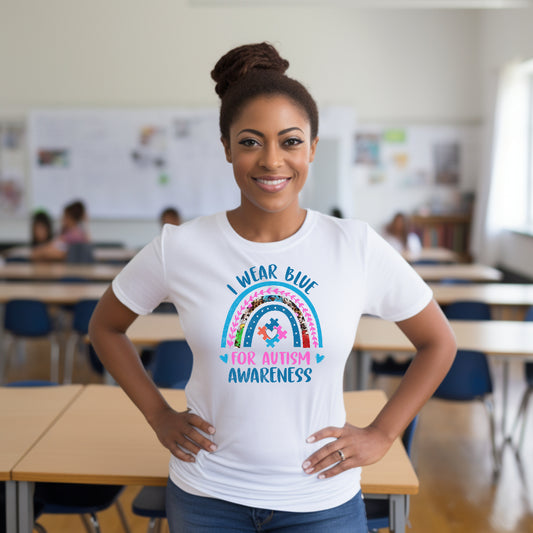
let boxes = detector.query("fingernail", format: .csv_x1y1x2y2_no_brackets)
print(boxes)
302,461,310,469
208,426,216,435
305,467,314,474
306,436,316,443
209,444,217,452
318,474,325,479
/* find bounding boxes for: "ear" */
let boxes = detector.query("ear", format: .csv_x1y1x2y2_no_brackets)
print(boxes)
221,136,232,163
309,136,319,163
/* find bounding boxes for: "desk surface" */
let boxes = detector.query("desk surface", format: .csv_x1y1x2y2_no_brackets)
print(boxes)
125,313,533,358
355,316,533,357
0,262,121,281
0,282,108,304
429,282,533,306
404,247,458,264
413,263,502,282
12,384,418,495
0,385,83,481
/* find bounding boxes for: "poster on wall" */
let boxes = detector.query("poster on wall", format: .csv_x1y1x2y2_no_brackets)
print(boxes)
0,121,26,216
28,109,239,220
352,124,478,190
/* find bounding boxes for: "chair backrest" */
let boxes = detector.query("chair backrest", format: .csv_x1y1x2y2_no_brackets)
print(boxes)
4,299,52,337
151,340,193,389
66,243,94,264
72,299,99,334
524,306,533,322
437,300,493,401
434,349,493,400
443,300,492,321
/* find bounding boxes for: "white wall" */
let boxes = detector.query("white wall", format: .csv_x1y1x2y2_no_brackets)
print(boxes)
0,2,483,246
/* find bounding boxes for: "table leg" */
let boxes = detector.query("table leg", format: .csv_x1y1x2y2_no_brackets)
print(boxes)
17,481,34,533
501,360,510,439
5,480,18,533
389,494,408,533
355,349,371,390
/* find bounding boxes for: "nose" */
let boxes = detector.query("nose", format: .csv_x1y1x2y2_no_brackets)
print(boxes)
259,142,282,170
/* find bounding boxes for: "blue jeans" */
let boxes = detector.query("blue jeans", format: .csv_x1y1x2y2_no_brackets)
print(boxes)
166,478,368,532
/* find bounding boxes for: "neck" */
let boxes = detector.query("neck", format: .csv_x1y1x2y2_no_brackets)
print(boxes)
227,205,307,243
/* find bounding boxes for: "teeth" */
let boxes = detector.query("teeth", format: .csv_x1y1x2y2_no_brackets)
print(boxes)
256,178,287,186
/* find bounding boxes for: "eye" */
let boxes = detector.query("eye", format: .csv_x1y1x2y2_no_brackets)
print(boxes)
238,138,260,147
284,137,304,147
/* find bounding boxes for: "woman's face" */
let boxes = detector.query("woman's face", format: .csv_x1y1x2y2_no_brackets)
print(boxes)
222,95,318,217
33,221,50,243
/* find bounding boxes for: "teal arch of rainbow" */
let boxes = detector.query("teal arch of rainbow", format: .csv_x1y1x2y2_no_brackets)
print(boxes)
221,281,322,349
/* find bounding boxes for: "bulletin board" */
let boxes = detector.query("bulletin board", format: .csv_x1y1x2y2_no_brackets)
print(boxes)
28,108,239,220
0,119,26,216
353,123,480,191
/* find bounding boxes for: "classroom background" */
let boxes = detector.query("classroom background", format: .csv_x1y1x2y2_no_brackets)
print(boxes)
2,2,533,533
1,0,533,281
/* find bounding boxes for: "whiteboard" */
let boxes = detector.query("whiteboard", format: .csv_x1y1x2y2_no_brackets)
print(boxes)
28,108,239,219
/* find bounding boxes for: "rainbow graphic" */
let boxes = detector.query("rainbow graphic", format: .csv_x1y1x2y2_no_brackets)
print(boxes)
221,281,322,349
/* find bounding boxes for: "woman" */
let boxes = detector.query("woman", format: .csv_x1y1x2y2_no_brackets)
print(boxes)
30,210,54,246
383,212,422,261
89,42,456,532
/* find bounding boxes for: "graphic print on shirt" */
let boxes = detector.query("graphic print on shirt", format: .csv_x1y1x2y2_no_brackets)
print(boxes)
220,264,323,384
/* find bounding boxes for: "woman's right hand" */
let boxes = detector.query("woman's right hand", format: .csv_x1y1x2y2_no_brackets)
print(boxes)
149,406,217,462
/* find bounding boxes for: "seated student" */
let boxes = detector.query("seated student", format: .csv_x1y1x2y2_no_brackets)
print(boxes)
31,210,54,246
32,200,90,261
159,206,182,227
382,212,422,260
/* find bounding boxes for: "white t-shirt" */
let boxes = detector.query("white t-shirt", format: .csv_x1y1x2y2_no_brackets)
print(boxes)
112,210,432,512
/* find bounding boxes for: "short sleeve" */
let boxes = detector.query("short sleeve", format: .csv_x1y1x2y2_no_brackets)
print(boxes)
112,234,169,315
363,225,432,322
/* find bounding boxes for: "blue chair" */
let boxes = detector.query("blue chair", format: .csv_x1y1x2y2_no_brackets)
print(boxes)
66,242,95,264
435,300,498,472
511,306,533,451
131,340,193,532
63,299,99,383
2,299,60,383
365,416,419,532
150,340,193,389
3,380,131,533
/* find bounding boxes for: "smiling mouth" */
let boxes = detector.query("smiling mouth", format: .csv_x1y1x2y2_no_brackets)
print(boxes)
253,177,290,186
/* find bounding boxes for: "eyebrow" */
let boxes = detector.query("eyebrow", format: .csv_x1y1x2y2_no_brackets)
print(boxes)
237,127,305,137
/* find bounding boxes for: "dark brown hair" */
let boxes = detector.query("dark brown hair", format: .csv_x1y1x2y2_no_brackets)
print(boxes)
64,200,86,223
211,42,319,141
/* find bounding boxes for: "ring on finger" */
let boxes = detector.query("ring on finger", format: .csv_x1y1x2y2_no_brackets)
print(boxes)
337,449,345,462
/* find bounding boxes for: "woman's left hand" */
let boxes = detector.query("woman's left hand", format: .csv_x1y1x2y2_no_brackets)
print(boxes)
301,423,394,479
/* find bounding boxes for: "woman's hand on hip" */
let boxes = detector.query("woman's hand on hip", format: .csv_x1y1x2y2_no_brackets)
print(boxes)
302,423,393,479
150,406,217,462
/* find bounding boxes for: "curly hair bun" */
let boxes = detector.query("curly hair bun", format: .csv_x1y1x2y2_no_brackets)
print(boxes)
211,42,289,99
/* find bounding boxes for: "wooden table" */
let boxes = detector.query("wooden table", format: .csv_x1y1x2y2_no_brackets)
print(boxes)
11,385,417,533
413,263,502,282
0,385,83,533
0,263,121,281
354,316,533,359
430,282,533,319
0,282,108,304
352,316,533,443
404,247,459,264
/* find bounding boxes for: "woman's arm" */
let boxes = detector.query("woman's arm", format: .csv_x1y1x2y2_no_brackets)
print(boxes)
302,299,456,478
31,240,67,261
88,287,217,462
